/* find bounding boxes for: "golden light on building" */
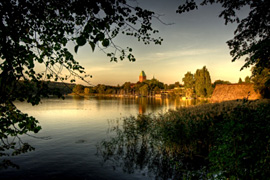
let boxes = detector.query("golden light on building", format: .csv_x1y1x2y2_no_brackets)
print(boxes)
139,71,146,82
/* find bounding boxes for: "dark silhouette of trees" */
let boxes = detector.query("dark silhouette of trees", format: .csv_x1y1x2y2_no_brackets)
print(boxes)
1,0,162,104
0,0,162,167
1,0,269,168
177,0,270,71
238,78,243,83
245,76,251,83
213,80,231,88
252,68,270,98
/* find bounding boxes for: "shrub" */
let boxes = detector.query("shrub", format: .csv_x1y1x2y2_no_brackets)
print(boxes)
98,99,270,179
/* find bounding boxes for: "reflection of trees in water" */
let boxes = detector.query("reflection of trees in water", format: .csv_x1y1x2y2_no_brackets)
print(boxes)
0,102,41,169
137,97,171,115
137,98,209,114
97,115,209,179
72,96,208,115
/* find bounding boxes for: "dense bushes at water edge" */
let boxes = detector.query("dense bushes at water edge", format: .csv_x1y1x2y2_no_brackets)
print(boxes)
134,99,270,179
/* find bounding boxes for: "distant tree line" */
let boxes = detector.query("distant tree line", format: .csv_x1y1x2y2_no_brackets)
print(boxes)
72,78,164,97
73,66,215,98
71,65,269,99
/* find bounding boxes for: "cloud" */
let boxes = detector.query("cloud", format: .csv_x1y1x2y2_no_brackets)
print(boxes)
157,48,219,58
138,48,220,63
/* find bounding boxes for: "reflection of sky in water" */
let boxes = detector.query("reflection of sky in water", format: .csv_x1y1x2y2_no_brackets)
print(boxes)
1,96,206,179
16,96,203,117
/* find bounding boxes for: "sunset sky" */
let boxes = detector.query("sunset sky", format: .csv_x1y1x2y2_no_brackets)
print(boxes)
70,0,252,86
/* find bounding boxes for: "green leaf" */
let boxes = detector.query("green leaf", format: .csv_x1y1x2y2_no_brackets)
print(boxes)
74,45,79,53
102,39,110,47
96,33,105,41
84,23,93,34
76,36,86,46
89,41,95,52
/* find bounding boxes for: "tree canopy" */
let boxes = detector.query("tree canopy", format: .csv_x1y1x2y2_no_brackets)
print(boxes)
238,78,243,83
182,71,194,89
194,66,213,97
0,0,162,104
177,0,270,71
0,0,162,166
1,0,269,168
252,68,270,98
213,80,231,88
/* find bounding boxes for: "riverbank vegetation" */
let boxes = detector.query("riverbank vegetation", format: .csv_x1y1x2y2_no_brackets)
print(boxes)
97,99,270,179
71,66,217,98
1,0,269,176
71,65,269,100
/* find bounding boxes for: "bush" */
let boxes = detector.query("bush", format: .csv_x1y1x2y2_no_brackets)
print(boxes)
155,99,270,179
98,99,270,179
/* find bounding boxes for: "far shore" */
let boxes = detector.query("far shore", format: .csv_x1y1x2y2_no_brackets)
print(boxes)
67,93,210,101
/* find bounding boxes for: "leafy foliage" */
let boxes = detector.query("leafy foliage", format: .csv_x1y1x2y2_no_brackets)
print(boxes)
252,67,270,98
194,66,213,97
72,84,85,94
98,99,270,179
176,0,270,71
182,71,194,89
213,79,231,88
244,76,251,83
0,0,162,103
238,77,243,83
0,102,40,168
0,0,163,167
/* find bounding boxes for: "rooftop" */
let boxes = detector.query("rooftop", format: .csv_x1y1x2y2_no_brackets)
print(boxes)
140,71,146,77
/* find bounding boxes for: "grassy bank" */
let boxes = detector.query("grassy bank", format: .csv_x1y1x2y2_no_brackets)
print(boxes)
98,99,270,179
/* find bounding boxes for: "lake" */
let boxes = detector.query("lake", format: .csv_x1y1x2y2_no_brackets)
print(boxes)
0,96,205,180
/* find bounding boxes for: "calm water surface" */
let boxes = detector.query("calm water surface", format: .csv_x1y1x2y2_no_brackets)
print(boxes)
1,96,203,180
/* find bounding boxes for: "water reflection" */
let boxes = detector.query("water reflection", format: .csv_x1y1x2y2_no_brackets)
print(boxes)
0,103,39,169
71,95,207,115
1,96,208,178
97,115,209,179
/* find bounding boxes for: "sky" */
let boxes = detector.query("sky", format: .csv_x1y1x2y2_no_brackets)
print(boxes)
70,0,252,86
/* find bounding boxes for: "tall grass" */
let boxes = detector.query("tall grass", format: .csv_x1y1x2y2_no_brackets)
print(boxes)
97,99,270,179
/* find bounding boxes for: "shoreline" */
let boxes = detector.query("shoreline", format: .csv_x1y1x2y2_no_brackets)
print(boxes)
67,93,211,101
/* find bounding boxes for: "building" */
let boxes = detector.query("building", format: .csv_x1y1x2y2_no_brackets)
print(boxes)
211,83,261,103
139,71,146,82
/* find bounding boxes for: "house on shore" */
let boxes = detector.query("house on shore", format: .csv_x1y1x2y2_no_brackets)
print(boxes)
211,83,261,103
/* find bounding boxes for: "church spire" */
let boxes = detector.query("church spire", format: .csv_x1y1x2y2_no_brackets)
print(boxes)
139,71,146,82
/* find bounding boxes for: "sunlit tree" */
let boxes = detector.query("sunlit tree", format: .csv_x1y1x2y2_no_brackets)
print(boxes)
122,82,132,95
182,71,194,89
139,84,149,97
84,87,90,95
97,84,106,94
194,66,213,97
72,84,84,94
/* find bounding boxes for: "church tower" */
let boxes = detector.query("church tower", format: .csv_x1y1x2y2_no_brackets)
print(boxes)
139,71,146,82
